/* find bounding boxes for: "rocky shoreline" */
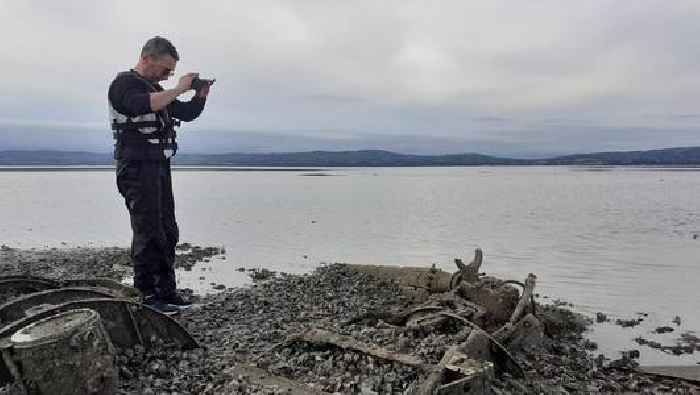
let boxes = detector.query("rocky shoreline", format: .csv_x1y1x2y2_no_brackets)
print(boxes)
0,245,698,394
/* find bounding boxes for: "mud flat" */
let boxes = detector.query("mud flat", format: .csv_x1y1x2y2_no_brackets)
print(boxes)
0,245,698,394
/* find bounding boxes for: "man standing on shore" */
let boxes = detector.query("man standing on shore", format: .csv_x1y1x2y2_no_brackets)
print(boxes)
108,36,212,313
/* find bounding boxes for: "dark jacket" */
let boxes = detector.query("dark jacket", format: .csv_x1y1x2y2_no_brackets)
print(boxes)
108,70,206,160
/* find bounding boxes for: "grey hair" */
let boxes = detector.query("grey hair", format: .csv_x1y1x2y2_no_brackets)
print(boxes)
141,36,179,61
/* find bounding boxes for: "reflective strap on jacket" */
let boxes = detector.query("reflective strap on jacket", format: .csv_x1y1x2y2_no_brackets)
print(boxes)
146,138,175,144
111,120,163,131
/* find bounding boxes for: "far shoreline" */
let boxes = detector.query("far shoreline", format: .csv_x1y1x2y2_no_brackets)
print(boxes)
0,166,326,172
1,164,700,172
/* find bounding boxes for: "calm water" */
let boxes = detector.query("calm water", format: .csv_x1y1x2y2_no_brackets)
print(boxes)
0,166,698,365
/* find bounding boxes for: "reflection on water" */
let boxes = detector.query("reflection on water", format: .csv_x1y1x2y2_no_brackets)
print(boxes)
0,166,698,365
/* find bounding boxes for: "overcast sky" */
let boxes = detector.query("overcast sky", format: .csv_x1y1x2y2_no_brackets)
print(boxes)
2,1,700,156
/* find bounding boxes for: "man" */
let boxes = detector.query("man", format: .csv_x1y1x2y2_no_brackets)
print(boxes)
108,36,211,313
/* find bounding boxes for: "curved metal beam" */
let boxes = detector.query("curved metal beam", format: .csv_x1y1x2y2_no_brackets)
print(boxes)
0,298,198,385
437,312,525,378
0,298,197,350
0,288,120,323
0,277,59,296
0,276,139,306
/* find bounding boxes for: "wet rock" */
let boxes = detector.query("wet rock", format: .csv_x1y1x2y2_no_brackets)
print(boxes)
174,244,224,270
119,366,134,379
655,325,674,334
583,339,598,350
249,268,275,281
175,242,192,251
647,341,662,349
608,354,639,369
594,354,606,368
615,317,642,328
539,304,590,338
552,299,572,307
664,345,685,355
633,331,699,356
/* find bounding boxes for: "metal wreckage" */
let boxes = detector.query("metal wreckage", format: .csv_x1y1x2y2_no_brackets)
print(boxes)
0,277,196,394
0,249,697,394
0,249,537,394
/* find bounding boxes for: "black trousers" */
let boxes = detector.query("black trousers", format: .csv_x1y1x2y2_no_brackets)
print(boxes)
116,159,179,299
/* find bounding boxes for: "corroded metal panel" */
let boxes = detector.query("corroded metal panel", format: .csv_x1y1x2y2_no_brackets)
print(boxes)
0,288,119,323
0,298,198,386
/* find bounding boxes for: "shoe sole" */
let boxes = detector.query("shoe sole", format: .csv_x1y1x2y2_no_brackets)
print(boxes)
166,303,192,311
160,310,180,316
143,304,181,315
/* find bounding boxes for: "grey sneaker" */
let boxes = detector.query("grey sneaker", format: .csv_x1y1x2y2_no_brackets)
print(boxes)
142,295,180,315
162,293,193,310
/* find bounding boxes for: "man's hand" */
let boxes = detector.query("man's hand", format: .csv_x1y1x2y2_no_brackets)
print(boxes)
175,72,199,94
150,72,198,112
195,83,211,99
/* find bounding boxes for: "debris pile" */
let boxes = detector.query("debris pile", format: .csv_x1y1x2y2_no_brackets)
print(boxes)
1,245,699,394
177,249,698,393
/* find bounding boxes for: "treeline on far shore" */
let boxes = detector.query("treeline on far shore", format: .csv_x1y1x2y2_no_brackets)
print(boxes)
1,146,700,166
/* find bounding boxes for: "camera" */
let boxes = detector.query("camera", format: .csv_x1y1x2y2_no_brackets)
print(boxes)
191,77,215,91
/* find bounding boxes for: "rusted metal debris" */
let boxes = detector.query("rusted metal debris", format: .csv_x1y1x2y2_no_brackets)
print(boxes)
0,287,121,323
281,323,516,394
0,299,197,353
6,309,117,395
256,250,543,391
451,248,483,285
0,276,139,299
346,248,484,293
0,275,198,389
251,250,537,392
327,250,539,391
435,312,525,378
284,328,429,370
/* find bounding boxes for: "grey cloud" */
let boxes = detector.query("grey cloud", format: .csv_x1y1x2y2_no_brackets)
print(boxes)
302,94,369,104
472,117,510,123
2,1,700,154
667,114,700,119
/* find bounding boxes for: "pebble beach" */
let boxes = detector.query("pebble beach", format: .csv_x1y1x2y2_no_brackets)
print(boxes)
0,245,698,394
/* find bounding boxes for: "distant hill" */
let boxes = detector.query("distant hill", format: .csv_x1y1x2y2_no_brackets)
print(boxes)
1,147,699,166
173,150,527,166
541,146,700,165
0,150,112,165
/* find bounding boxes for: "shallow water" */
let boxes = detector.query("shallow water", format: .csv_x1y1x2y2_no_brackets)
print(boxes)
0,166,698,366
